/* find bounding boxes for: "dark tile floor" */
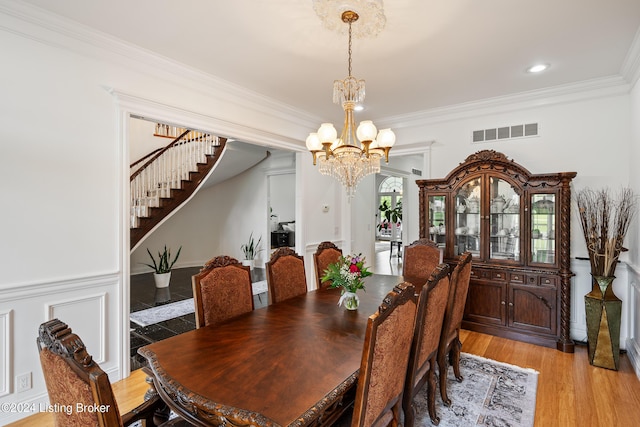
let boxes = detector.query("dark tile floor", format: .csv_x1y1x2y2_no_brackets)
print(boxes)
130,267,267,369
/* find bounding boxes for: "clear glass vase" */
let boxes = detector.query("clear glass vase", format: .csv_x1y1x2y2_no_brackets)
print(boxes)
339,291,360,310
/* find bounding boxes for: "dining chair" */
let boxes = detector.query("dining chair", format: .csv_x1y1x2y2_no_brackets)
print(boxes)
37,318,188,427
192,255,254,328
313,241,343,289
403,263,451,427
266,247,307,304
403,238,442,285
437,251,473,406
350,281,418,427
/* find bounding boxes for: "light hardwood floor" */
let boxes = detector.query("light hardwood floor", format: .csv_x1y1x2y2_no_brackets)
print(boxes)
8,330,640,426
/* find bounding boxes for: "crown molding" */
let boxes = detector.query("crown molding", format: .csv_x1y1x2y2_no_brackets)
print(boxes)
110,88,305,152
378,75,631,129
388,140,435,157
621,25,640,90
3,0,639,135
0,0,321,130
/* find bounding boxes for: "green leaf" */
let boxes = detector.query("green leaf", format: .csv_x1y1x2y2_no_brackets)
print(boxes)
142,245,181,273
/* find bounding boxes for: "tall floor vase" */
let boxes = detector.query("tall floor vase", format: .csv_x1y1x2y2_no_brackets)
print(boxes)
584,275,621,370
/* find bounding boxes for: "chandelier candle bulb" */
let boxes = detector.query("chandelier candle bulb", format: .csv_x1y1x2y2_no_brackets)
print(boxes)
357,120,378,145
305,133,322,165
318,123,338,143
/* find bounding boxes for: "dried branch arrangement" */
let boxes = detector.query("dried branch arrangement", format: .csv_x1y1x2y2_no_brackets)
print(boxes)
576,188,636,277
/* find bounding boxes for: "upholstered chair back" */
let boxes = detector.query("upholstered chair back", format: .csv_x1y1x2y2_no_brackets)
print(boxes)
192,256,254,328
266,247,307,304
442,251,473,343
37,319,124,427
37,319,188,427
437,251,473,406
403,263,451,426
313,241,343,289
352,282,417,427
403,239,442,284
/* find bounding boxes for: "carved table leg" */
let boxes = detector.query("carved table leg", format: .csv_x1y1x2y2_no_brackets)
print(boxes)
143,370,172,426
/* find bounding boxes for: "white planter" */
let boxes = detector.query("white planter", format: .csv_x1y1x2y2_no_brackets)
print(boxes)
242,259,255,270
153,272,172,288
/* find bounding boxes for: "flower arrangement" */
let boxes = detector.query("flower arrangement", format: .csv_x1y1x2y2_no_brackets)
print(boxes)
322,254,372,309
576,188,636,278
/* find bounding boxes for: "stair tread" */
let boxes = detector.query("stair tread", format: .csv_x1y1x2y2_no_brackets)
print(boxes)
130,139,225,249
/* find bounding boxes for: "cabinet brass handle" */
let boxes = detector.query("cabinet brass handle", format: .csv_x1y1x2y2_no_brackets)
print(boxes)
501,301,506,305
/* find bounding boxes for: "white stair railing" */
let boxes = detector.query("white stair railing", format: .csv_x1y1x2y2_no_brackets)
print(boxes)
130,130,221,228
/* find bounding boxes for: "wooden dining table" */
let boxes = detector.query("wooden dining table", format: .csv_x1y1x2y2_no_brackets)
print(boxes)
138,273,409,427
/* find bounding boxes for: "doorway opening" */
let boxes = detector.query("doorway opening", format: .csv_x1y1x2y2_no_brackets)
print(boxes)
375,175,403,271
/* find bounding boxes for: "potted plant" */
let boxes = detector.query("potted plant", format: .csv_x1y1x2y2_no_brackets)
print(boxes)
143,245,182,288
377,200,402,232
576,187,636,370
241,232,263,269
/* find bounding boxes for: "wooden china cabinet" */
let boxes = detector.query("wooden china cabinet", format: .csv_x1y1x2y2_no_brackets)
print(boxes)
417,150,576,352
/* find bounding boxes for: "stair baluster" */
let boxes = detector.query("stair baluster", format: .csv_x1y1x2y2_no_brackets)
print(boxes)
129,130,226,248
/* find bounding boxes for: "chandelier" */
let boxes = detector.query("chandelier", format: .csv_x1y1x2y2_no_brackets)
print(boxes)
306,9,395,198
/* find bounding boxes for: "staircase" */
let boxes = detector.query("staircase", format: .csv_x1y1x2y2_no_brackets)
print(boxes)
130,129,226,249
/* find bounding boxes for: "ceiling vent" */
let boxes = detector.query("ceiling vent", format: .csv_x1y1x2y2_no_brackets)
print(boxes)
472,123,539,144
411,168,422,176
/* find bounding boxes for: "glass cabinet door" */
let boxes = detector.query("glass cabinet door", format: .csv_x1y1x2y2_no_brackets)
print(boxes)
530,193,556,264
453,178,481,257
489,177,521,261
428,195,447,249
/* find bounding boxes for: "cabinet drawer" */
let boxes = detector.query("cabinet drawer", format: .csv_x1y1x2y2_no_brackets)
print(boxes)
471,269,491,280
538,276,557,287
525,275,557,288
509,272,526,283
491,271,508,282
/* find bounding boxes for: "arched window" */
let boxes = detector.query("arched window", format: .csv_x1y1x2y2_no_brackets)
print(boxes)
379,176,403,194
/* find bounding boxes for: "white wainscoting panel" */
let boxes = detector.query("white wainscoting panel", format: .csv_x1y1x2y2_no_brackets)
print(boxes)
0,309,12,397
627,269,640,379
570,259,591,343
45,293,107,364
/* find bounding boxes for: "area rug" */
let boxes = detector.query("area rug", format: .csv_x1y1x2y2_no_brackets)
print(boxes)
130,281,269,327
130,298,195,327
413,353,538,426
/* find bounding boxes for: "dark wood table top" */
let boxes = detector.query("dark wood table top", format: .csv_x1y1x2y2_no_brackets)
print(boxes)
139,273,406,427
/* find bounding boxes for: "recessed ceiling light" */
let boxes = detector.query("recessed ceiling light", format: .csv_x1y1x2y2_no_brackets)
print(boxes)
354,104,364,111
526,64,549,73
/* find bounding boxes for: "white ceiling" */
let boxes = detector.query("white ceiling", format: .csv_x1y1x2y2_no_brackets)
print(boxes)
22,0,640,124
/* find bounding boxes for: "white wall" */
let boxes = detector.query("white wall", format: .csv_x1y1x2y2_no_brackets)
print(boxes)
297,151,345,288
269,172,296,224
129,118,168,165
0,4,319,424
626,77,640,375
1,14,126,423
